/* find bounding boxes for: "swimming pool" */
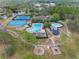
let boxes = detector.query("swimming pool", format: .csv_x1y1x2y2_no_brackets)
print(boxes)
8,20,27,27
51,23,62,35
13,15,31,21
32,23,43,32
26,23,43,33
51,23,63,28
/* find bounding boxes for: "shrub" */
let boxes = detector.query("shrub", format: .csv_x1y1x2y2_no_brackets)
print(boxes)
50,18,60,22
53,13,60,18
39,19,45,23
67,19,79,32
0,16,3,20
5,45,16,56
44,23,51,28
60,17,65,21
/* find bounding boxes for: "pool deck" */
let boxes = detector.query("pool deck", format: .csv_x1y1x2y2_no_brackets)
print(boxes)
0,17,12,26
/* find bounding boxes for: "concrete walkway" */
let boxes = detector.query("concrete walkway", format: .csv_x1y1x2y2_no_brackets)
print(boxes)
46,28,61,55
59,21,71,37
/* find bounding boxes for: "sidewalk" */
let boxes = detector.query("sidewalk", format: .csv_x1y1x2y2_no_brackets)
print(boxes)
46,28,61,55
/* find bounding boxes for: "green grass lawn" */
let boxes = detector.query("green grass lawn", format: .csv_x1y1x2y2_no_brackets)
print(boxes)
0,31,18,58
0,30,79,59
16,31,39,44
59,32,79,59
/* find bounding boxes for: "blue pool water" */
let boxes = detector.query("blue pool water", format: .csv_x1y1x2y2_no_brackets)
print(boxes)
51,23,63,28
8,20,27,27
13,15,31,20
32,23,43,32
52,28,60,35
51,23,62,35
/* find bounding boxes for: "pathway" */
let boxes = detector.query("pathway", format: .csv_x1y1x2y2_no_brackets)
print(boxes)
59,21,71,37
46,28,61,55
7,30,19,38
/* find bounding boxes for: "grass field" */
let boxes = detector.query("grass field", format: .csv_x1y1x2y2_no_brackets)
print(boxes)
0,30,79,59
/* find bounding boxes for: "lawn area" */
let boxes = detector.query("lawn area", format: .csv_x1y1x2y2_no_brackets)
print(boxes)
0,31,45,59
17,49,44,59
14,49,44,59
59,32,79,59
0,31,18,58
18,31,79,59
0,30,79,59
16,31,39,44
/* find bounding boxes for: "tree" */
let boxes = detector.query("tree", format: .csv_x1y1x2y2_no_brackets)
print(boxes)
50,18,60,22
44,22,51,28
67,19,79,32
49,5,79,19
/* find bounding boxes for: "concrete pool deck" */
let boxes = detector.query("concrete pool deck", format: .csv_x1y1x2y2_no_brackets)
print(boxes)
0,17,12,26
